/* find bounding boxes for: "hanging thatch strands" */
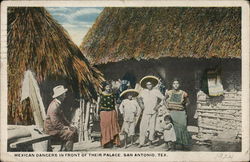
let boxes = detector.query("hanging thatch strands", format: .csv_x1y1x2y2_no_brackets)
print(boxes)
80,7,241,65
7,7,104,124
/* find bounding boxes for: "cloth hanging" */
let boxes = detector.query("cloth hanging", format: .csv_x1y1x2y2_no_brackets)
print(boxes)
21,70,46,126
207,69,224,96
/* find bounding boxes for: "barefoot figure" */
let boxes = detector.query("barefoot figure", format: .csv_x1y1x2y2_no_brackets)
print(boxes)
166,79,192,149
119,89,141,148
158,115,176,151
97,82,121,148
138,76,165,148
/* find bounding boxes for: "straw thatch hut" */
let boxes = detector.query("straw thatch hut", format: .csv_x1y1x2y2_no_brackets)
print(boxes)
80,7,241,139
8,7,104,125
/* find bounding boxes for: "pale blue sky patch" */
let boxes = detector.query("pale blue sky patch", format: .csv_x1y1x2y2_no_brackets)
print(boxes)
46,7,103,46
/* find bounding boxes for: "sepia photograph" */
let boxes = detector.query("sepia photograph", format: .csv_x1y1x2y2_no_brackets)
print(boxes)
1,0,249,161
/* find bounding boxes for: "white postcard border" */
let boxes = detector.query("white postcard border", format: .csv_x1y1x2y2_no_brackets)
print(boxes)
1,1,249,161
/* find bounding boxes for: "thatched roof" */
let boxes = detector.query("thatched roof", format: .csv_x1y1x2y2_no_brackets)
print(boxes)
80,7,241,64
8,7,104,124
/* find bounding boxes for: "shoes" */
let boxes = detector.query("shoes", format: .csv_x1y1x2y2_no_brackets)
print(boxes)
169,148,175,151
103,142,113,148
165,143,170,150
113,145,121,148
138,145,143,148
148,141,154,148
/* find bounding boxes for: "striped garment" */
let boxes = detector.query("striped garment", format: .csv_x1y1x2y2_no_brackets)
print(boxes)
166,90,187,110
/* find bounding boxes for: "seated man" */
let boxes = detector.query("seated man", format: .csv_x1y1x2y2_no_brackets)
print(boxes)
44,85,77,151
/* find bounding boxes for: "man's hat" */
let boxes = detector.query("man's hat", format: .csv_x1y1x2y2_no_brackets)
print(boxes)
120,89,139,98
139,75,159,89
52,85,68,98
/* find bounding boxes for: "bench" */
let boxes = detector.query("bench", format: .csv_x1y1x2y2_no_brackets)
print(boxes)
9,134,52,151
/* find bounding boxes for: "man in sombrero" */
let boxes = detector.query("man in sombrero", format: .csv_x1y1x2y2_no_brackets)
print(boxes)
119,89,141,148
44,85,77,151
138,76,165,148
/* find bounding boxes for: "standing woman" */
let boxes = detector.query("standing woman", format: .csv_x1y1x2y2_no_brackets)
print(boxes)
165,79,192,149
97,82,121,148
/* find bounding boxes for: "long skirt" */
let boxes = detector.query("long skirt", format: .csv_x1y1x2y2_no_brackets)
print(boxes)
169,110,192,145
100,110,121,147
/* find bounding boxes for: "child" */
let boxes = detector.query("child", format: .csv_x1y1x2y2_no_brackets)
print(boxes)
154,99,168,141
119,89,141,148
158,115,176,151
155,106,167,141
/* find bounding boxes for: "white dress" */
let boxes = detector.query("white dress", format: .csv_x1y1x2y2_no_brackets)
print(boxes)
162,123,176,142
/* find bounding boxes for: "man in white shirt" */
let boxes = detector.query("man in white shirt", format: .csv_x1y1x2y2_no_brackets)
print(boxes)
138,76,165,148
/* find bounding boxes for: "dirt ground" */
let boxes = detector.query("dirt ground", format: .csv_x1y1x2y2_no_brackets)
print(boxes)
71,140,211,152
52,134,241,152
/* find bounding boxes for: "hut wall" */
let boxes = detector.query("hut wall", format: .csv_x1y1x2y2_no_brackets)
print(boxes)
96,57,241,126
197,90,241,140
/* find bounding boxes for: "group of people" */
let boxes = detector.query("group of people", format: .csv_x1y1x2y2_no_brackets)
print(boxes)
97,75,192,150
43,75,192,151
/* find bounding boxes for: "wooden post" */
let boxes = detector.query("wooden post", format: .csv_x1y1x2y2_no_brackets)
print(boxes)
82,100,86,140
84,102,90,141
78,99,85,142
78,99,82,142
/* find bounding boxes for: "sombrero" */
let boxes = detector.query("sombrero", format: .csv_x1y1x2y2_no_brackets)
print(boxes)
140,75,159,89
52,85,68,98
120,89,139,98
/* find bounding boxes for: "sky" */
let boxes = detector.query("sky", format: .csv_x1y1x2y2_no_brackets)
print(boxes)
46,7,103,46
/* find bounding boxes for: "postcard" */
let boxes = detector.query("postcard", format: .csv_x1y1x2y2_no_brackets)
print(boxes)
0,0,249,161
